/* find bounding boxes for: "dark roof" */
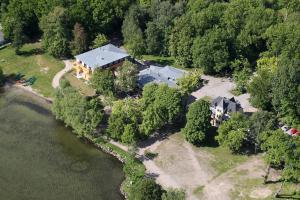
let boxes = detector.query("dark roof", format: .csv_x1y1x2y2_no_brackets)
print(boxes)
211,96,242,113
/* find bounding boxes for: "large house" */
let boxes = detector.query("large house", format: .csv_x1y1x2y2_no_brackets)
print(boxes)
73,44,130,80
210,96,243,126
137,65,187,88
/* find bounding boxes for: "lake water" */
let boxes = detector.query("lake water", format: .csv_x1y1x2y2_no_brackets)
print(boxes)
0,88,124,200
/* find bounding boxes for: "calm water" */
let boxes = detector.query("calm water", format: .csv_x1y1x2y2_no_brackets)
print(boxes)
0,88,124,200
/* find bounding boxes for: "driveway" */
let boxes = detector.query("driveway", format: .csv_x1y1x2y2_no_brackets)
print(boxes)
52,60,73,88
191,75,257,113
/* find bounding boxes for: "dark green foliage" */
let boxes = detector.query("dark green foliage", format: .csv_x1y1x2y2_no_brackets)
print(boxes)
261,130,300,182
248,111,277,151
0,67,5,86
162,189,186,200
216,112,248,153
107,98,142,143
122,5,145,57
182,100,211,145
177,69,203,94
271,52,300,126
72,23,88,55
115,61,138,93
129,178,163,200
92,34,108,49
141,84,183,136
2,0,39,41
145,22,163,55
169,16,194,67
123,157,145,184
52,86,104,137
91,69,115,95
40,7,70,58
248,57,275,110
192,28,230,74
233,67,251,94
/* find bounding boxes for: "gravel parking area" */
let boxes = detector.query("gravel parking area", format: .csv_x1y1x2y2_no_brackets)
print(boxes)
191,75,257,113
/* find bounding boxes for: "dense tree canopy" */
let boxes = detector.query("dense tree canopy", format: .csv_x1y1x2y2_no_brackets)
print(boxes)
129,178,164,200
182,100,211,145
115,61,139,93
52,85,104,137
216,112,248,153
107,98,142,143
91,69,115,95
40,7,70,57
141,83,183,136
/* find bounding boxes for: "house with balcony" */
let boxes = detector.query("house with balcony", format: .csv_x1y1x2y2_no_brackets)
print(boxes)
73,44,130,80
210,96,243,126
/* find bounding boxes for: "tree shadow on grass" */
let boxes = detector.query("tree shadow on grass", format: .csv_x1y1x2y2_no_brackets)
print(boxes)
18,47,44,57
201,126,219,148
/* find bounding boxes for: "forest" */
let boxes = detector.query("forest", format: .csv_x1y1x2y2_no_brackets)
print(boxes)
1,0,299,126
1,0,299,199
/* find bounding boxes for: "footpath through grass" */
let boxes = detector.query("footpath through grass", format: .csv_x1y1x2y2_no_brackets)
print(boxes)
0,43,64,97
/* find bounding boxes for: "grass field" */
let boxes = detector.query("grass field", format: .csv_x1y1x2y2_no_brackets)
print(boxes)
62,70,95,96
0,43,64,97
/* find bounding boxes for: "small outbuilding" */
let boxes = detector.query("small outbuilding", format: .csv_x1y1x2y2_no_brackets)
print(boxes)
137,65,187,88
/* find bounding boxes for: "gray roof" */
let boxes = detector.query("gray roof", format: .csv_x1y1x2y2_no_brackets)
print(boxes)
211,96,242,113
137,65,187,88
75,44,129,69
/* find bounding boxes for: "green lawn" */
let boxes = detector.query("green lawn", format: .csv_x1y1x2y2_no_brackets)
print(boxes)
141,54,195,72
141,55,175,66
63,70,96,96
0,43,64,97
201,146,248,175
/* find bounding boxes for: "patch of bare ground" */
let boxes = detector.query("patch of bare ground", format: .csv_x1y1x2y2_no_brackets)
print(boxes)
137,132,277,200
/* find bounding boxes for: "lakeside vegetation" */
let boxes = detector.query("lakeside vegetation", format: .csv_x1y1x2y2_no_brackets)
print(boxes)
1,0,299,199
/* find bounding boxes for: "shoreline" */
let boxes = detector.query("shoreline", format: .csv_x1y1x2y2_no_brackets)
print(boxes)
2,83,129,199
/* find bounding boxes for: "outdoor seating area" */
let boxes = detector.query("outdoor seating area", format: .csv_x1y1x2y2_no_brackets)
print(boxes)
14,72,37,86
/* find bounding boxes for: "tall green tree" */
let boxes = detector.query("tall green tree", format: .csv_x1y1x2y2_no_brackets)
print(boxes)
169,16,194,67
248,57,277,110
122,5,145,57
192,28,230,74
216,112,248,153
92,33,108,49
52,86,104,137
182,100,211,145
40,7,70,58
129,178,163,200
141,84,183,136
115,61,138,93
91,69,115,95
72,22,88,55
107,98,142,143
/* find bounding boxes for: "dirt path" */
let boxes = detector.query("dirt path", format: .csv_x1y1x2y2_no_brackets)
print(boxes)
139,134,216,200
52,60,73,88
202,156,266,200
110,133,269,200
